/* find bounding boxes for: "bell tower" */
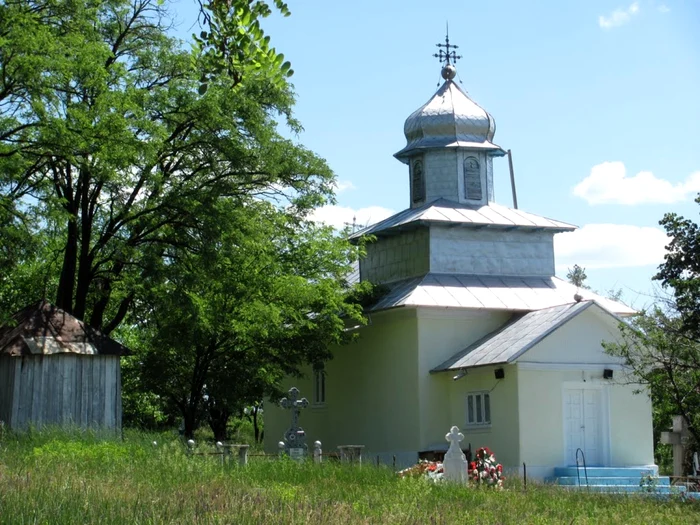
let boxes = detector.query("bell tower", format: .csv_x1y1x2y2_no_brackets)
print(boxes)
394,33,506,209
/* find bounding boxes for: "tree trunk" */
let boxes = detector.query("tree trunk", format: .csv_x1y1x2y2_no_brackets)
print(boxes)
56,218,78,313
208,405,230,442
183,405,198,439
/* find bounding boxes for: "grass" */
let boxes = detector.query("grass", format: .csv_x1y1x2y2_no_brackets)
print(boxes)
0,429,698,524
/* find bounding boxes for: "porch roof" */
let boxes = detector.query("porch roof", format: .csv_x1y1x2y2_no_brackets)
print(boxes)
432,301,614,371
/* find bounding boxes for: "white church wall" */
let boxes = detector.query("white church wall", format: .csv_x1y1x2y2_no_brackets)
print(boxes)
429,227,556,277
415,308,511,452
519,305,624,366
360,229,430,285
446,364,520,468
517,368,655,477
264,308,422,459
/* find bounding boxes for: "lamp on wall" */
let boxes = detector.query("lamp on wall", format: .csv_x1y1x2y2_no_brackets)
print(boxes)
494,368,505,380
603,368,614,380
452,369,467,381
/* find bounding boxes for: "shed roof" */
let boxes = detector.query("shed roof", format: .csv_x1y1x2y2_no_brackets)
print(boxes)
349,198,576,239
432,301,614,371
0,301,130,356
366,273,635,316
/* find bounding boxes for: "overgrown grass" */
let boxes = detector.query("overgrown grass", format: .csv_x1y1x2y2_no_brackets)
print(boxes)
0,429,697,524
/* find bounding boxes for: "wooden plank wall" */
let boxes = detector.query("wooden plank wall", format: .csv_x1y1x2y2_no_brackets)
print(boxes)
0,354,121,431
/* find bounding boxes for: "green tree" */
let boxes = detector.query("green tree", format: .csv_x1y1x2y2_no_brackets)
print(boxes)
124,200,368,439
566,264,590,289
0,0,329,332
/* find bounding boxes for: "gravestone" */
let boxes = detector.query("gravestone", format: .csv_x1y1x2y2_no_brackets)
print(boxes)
443,426,468,484
279,386,309,459
661,415,692,476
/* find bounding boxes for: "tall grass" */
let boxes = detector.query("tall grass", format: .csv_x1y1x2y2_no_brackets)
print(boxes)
0,429,697,524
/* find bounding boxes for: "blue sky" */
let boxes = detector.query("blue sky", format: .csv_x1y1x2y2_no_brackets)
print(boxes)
173,0,699,308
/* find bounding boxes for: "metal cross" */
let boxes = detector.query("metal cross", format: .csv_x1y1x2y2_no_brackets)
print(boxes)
434,24,462,66
280,387,308,430
343,215,358,232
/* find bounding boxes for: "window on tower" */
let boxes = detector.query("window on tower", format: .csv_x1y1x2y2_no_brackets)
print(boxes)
464,157,482,201
411,160,425,203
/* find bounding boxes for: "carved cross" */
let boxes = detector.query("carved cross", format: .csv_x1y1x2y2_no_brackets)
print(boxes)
280,387,309,452
445,426,464,449
660,415,691,476
443,426,468,484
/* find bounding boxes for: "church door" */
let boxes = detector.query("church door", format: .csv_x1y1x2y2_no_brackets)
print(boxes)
563,387,606,466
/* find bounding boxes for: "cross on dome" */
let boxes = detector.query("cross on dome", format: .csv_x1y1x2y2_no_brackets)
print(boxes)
434,29,462,66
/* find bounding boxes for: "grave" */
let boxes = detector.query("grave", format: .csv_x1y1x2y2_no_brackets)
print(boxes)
660,415,692,476
279,386,309,460
443,426,468,484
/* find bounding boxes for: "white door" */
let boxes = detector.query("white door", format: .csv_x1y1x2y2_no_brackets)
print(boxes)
564,388,603,466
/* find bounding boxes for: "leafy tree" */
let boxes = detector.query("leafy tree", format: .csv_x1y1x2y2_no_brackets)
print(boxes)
0,0,329,333
123,200,368,439
566,264,590,289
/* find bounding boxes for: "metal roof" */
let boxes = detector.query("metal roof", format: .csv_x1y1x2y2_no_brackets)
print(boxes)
367,273,636,316
0,301,130,356
432,301,606,371
395,77,505,161
349,198,576,239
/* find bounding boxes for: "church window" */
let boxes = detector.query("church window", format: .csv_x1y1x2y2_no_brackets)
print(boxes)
464,157,482,201
313,366,326,405
411,160,425,203
466,392,490,426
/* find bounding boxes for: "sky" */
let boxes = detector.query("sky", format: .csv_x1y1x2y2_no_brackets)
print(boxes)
173,0,700,309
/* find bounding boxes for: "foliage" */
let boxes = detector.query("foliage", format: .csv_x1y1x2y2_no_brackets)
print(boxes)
121,199,367,439
0,430,697,524
0,0,332,334
566,264,590,289
603,306,700,455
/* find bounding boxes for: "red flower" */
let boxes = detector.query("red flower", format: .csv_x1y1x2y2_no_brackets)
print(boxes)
469,462,476,470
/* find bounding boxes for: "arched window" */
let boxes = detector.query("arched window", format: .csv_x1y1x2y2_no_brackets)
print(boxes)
411,160,425,203
464,157,482,200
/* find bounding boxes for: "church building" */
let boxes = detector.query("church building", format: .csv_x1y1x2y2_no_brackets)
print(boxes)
264,38,655,479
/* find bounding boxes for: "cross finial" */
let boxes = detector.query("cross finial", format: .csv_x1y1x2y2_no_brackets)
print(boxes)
434,23,462,66
343,215,358,233
446,425,464,446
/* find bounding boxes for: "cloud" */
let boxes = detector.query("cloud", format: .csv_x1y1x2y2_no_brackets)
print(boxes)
658,4,670,13
333,180,356,193
555,223,669,270
599,2,640,29
573,162,700,205
309,204,395,230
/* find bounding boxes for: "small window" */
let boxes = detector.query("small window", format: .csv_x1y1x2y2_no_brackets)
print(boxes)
466,391,490,426
464,157,482,200
313,367,326,405
411,160,425,203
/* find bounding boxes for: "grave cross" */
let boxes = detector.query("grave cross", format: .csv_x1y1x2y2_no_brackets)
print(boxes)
661,415,692,476
280,386,309,454
443,425,468,484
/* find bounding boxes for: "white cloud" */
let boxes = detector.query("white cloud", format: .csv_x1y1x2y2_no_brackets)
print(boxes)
599,2,640,29
555,223,669,270
309,204,395,230
573,162,700,205
333,179,356,193
658,4,670,13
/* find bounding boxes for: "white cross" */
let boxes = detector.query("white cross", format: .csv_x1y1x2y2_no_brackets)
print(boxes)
661,415,691,476
446,426,464,447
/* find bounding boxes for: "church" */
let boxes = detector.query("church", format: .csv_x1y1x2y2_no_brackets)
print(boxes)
264,38,655,479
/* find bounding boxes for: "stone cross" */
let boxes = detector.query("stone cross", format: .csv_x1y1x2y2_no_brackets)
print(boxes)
279,386,309,454
660,415,692,476
443,426,468,484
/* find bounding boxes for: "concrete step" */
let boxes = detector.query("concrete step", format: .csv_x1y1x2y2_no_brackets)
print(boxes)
562,484,686,494
553,466,658,478
549,476,671,486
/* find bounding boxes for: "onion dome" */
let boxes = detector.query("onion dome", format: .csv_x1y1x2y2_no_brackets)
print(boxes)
395,65,505,161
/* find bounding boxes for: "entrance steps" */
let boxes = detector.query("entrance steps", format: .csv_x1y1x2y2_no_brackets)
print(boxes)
546,467,686,495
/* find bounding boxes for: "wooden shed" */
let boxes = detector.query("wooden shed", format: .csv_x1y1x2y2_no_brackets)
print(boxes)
0,301,129,431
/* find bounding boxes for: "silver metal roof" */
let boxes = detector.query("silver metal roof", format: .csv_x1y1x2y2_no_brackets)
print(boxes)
367,273,636,316
432,301,605,371
395,78,505,161
349,198,577,239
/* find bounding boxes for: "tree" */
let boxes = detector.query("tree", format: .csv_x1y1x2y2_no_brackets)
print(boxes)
0,0,330,333
566,264,590,289
124,199,368,439
603,304,700,453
